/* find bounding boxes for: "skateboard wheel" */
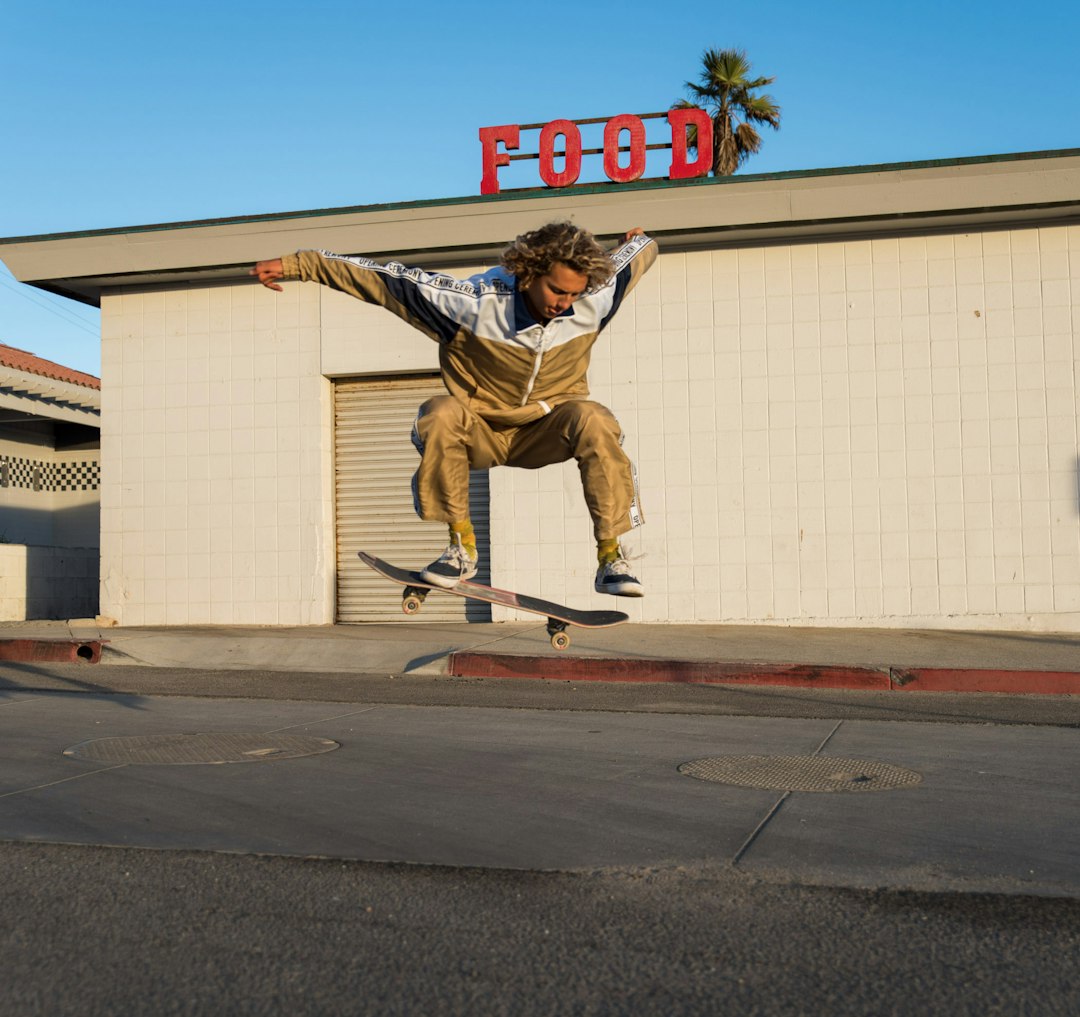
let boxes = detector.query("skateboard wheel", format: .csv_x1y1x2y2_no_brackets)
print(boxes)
550,630,571,651
402,595,424,615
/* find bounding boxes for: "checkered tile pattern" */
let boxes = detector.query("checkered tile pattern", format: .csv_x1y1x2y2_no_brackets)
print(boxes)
54,460,100,492
0,456,100,492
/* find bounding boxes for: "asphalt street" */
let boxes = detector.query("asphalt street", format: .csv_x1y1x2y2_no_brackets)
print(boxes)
4,843,1079,1017
2,656,1080,1016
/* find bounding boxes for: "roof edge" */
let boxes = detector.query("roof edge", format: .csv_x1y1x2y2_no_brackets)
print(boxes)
3,146,1079,246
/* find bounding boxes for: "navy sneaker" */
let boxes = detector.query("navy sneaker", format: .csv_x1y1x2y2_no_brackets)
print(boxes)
594,554,644,597
420,538,479,589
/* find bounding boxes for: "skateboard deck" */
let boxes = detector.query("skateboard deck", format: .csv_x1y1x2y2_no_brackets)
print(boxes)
358,552,628,650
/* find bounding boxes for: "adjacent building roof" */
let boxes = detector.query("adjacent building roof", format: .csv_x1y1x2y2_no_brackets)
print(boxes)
0,343,100,390
0,343,101,425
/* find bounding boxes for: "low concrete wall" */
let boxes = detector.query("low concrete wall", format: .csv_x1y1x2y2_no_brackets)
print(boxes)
0,545,99,621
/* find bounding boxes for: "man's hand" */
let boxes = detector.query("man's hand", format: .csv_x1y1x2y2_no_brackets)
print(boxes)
622,227,645,243
251,259,285,292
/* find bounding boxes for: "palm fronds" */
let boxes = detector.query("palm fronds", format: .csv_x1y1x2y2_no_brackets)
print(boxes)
672,47,781,175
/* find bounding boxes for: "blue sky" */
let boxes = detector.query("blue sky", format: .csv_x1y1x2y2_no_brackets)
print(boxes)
2,0,1077,377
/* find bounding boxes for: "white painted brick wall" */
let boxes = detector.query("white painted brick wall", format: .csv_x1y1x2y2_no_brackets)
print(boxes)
99,225,1079,631
100,283,334,625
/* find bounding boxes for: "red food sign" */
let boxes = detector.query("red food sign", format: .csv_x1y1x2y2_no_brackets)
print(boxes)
479,110,713,195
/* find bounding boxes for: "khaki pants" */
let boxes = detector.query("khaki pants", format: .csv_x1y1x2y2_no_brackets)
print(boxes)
411,396,643,541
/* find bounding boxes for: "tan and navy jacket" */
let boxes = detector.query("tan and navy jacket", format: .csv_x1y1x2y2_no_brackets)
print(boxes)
280,233,657,427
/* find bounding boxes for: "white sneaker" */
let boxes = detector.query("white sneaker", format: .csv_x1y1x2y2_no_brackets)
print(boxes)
594,555,644,597
420,537,479,589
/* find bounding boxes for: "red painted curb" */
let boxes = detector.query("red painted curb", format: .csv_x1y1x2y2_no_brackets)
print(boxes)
449,653,1080,695
890,668,1080,695
0,639,104,664
449,653,888,688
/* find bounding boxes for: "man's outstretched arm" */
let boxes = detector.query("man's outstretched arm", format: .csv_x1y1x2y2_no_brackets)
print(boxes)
248,249,471,346
251,259,285,292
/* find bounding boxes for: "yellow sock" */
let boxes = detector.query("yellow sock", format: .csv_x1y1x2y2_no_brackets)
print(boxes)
597,538,620,565
450,520,477,556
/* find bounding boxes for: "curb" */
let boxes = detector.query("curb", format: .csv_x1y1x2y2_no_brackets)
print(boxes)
448,653,1080,695
0,639,105,665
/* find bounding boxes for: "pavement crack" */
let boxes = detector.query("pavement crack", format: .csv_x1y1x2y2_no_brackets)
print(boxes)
812,720,844,756
732,791,790,866
264,706,381,734
0,764,130,800
731,721,845,867
465,624,552,652
0,696,44,709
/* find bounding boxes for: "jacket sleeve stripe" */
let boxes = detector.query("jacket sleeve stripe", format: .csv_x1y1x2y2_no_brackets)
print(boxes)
599,235,656,333
298,250,475,345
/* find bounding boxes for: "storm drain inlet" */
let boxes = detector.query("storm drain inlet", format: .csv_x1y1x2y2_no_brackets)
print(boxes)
679,754,922,793
64,733,340,766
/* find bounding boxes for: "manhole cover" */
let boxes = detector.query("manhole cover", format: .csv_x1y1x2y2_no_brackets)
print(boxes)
678,754,922,793
64,733,340,766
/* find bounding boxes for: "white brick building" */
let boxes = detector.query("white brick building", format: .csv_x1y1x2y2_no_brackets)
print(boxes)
0,344,100,619
2,149,1078,630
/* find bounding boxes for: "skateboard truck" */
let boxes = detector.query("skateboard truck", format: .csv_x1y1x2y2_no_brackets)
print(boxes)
403,585,572,649
546,619,571,651
402,586,428,615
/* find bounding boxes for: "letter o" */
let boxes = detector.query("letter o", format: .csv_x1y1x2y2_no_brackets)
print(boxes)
603,114,646,183
539,120,582,188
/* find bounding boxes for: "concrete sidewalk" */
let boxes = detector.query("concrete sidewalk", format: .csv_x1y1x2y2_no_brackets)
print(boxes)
1,617,1079,694
2,685,1079,897
2,618,1080,900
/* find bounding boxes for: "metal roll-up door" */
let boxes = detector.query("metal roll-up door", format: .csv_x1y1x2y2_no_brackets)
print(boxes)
334,376,491,623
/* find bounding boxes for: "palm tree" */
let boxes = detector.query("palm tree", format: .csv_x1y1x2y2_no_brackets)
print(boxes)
672,47,781,175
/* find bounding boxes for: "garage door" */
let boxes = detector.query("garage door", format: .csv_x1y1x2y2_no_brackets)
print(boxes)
334,376,491,623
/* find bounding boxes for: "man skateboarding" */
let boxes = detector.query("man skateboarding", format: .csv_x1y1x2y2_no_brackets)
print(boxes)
252,221,656,597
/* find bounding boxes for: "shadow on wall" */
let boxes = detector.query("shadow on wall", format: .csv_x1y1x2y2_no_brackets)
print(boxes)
0,502,99,549
0,543,100,621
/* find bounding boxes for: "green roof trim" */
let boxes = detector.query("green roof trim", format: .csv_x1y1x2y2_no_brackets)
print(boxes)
2,147,1079,246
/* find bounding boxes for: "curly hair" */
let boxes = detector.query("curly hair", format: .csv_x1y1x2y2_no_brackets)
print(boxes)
501,222,615,290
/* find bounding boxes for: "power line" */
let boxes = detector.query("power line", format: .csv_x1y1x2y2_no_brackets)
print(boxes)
0,270,100,334
0,270,99,338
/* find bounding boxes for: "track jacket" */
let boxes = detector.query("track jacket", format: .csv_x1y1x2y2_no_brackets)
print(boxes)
280,233,657,427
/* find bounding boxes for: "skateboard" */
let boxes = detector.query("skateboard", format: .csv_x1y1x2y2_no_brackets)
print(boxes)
358,551,628,650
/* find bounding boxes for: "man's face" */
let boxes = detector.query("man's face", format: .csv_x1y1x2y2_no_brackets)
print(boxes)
522,263,589,322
